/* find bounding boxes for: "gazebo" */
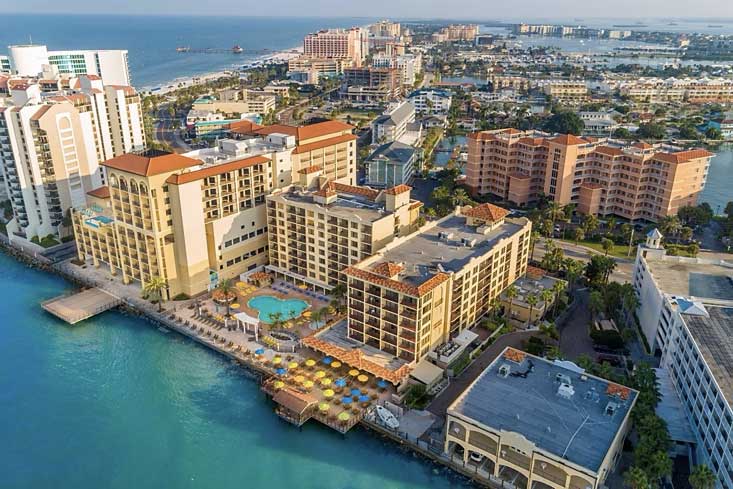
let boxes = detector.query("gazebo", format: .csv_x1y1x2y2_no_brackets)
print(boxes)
235,311,260,340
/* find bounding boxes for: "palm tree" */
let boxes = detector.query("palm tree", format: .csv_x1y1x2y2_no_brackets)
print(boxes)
526,293,538,327
624,466,649,489
601,237,614,256
270,311,284,330
582,214,599,237
573,226,585,245
552,280,566,316
310,308,322,328
504,285,518,321
589,290,604,321
215,278,235,317
452,188,472,207
318,305,332,325
563,258,584,291
540,289,554,320
546,202,564,230
529,231,541,262
689,464,716,489
142,276,168,312
606,216,617,233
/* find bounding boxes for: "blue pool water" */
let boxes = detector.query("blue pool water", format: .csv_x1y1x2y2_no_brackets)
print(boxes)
0,251,461,488
247,295,309,324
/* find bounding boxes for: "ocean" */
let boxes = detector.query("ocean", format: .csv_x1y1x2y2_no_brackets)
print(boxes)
0,252,462,489
0,14,374,88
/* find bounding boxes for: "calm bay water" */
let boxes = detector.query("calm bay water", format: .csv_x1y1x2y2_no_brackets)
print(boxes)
0,252,459,489
701,146,733,214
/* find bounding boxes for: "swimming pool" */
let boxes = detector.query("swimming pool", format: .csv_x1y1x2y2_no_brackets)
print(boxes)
247,295,308,324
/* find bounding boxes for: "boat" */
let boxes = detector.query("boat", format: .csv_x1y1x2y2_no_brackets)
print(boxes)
176,46,190,53
375,405,399,430
232,45,244,54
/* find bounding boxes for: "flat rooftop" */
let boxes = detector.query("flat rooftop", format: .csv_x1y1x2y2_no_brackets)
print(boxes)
375,215,527,286
645,257,733,301
269,188,389,224
449,349,637,472
682,306,733,405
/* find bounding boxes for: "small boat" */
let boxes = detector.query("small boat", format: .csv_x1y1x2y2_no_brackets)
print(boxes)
176,46,190,53
375,405,399,430
232,45,244,54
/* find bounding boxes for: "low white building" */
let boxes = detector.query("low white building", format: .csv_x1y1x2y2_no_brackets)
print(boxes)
408,88,452,115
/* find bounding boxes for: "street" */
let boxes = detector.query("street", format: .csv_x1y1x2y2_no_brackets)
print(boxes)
154,104,191,153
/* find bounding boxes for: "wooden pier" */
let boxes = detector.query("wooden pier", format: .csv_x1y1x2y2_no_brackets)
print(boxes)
41,288,122,324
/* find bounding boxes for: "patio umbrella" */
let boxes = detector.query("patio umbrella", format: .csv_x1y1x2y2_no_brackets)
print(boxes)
272,357,282,365
320,378,332,386
273,380,285,389
322,356,333,365
305,359,316,367
276,368,287,376
350,388,361,397
303,380,314,389
294,375,305,383
231,303,240,309
318,402,330,412
298,284,308,290
358,395,371,403
331,361,342,369
338,412,350,421
303,311,311,317
255,348,265,356
323,389,335,398
288,362,299,369
341,396,353,405
358,374,369,383
348,369,360,377
377,380,388,389
334,378,347,388
236,282,246,288
315,370,326,378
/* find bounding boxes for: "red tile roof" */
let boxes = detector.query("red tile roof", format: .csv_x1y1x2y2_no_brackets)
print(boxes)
653,149,714,164
371,261,404,278
298,165,322,174
228,120,263,135
253,124,298,137
103,152,200,177
313,180,337,197
296,120,354,141
550,134,587,146
292,133,357,155
86,186,111,199
594,146,624,157
344,266,450,297
462,203,510,222
166,155,269,184
333,183,380,200
383,184,411,195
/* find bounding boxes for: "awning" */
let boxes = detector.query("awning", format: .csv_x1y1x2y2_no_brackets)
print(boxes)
409,359,444,386
234,311,259,326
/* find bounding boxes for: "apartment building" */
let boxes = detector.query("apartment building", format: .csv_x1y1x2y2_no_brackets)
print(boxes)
191,90,276,116
344,204,531,363
286,57,347,84
266,179,421,291
487,74,532,92
408,88,453,115
342,67,400,103
432,25,479,43
0,76,144,241
371,101,416,144
72,120,358,297
303,28,368,66
369,20,401,38
619,78,733,104
632,231,733,487
8,44,131,85
445,347,636,489
542,81,588,104
372,53,422,86
465,129,714,222
365,141,420,188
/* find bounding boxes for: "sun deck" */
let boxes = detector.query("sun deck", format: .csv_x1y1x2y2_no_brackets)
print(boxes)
41,288,122,324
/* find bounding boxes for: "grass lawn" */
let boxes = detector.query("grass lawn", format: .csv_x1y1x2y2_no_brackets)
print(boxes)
559,238,634,259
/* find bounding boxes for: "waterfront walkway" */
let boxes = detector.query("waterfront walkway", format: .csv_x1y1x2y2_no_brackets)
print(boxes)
41,288,121,324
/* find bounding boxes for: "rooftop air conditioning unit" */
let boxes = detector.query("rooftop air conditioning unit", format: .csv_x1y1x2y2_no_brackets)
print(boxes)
498,364,511,378
557,383,575,399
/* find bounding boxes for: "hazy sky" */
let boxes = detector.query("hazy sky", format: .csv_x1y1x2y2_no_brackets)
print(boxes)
7,0,733,20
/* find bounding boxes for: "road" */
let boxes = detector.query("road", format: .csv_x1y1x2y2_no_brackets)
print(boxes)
153,105,191,153
533,238,634,284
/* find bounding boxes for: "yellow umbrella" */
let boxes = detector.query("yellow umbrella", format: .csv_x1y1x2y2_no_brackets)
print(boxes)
323,389,335,398
338,412,350,421
318,402,330,412
273,380,285,389
303,380,314,389
303,311,312,317
288,362,299,369
349,369,360,377
315,370,326,378
305,359,316,367
231,303,240,309
320,378,332,386
272,357,282,365
298,284,308,290
236,281,246,287
358,374,369,383
294,375,305,383
331,361,342,368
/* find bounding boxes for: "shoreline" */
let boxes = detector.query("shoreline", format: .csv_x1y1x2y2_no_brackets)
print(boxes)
0,239,496,488
140,46,303,95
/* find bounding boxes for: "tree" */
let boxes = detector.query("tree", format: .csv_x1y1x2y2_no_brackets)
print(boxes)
585,255,617,286
624,466,649,489
678,125,699,140
545,111,585,135
573,226,585,244
606,216,617,233
589,290,604,321
601,237,614,256
504,285,518,321
582,214,599,236
270,311,285,330
310,308,323,328
563,258,585,291
142,276,168,312
551,280,566,316
526,293,538,327
705,127,722,140
636,122,666,139
452,187,473,207
689,464,717,489
215,278,235,317
659,215,681,239
540,289,554,320
680,226,693,242
612,127,632,139
530,231,541,262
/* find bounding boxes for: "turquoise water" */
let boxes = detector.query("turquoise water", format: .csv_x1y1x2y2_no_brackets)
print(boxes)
248,295,308,324
0,252,460,489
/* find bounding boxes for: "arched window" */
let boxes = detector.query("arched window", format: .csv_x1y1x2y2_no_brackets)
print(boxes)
109,175,118,188
118,177,128,191
130,180,138,193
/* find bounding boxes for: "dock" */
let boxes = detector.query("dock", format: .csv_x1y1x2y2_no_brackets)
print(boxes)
41,288,122,324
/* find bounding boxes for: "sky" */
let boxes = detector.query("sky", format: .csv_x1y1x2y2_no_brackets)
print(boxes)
6,0,733,20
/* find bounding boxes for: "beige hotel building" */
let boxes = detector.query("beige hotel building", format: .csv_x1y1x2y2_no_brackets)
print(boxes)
266,177,422,292
72,120,357,298
465,129,713,222
344,204,531,363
